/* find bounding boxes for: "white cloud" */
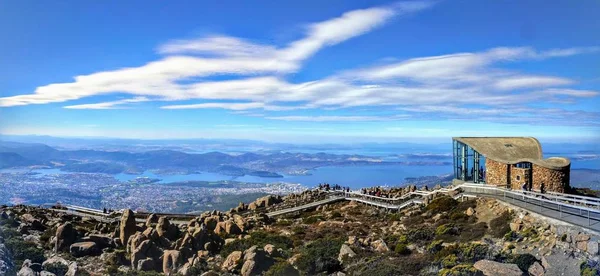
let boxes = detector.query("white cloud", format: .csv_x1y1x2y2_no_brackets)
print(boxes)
161,102,264,110
3,2,429,108
63,97,150,109
265,115,410,122
0,1,597,128
493,76,573,90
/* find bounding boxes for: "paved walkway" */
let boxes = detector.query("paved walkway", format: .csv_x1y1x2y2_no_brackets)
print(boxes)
47,184,600,234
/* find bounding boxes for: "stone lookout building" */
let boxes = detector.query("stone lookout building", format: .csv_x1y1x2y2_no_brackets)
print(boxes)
452,137,570,193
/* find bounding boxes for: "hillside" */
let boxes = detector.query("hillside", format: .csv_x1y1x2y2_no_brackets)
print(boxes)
1,186,599,276
0,142,448,176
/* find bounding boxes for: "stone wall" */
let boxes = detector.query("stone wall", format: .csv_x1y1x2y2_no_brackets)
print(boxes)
486,159,508,187
532,164,570,193
509,167,530,190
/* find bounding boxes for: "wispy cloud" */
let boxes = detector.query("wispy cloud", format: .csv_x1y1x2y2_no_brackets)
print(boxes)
63,97,150,109
265,115,411,122
0,2,433,108
0,1,598,128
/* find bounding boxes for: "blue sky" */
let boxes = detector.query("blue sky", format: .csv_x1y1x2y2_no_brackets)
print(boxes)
1,0,599,143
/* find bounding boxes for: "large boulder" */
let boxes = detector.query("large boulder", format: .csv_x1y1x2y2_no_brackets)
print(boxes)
157,217,179,241
42,256,70,269
215,221,242,235
145,214,158,227
240,246,274,276
82,234,112,250
55,222,78,253
131,239,162,270
163,250,184,275
528,261,545,276
70,242,100,257
119,209,137,246
473,260,523,276
17,260,36,276
371,239,389,253
221,251,243,271
338,244,356,263
137,258,155,271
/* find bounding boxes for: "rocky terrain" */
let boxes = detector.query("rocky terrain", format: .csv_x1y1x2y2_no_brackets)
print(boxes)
1,187,600,276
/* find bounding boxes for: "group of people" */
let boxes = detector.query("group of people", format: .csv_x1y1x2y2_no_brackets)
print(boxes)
360,186,397,198
317,183,350,192
102,207,114,214
521,182,545,194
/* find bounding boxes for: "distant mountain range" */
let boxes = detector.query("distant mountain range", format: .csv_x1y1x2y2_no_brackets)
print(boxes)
0,141,451,176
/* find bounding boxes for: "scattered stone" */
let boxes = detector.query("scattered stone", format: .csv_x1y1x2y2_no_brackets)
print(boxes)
70,242,100,257
466,207,475,216
528,261,545,276
338,244,356,263
222,251,243,271
371,239,389,253
473,260,523,276
587,241,599,255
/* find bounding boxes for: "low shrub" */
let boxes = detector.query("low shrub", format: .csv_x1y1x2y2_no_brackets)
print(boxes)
406,228,435,244
489,211,512,238
296,238,344,275
436,223,459,236
440,254,459,268
220,231,294,258
427,240,444,254
275,219,292,226
427,197,459,213
394,243,411,255
5,237,46,267
581,259,600,276
509,253,538,272
352,254,432,276
44,262,69,276
438,264,479,276
265,260,299,276
330,211,342,219
303,215,324,224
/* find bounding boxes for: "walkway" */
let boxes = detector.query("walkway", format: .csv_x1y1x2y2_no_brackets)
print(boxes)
46,184,600,233
266,184,600,234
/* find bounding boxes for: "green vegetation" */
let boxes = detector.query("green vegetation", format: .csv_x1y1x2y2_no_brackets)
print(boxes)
436,223,458,236
44,262,69,276
489,211,512,238
438,264,479,276
426,197,459,213
1,225,46,268
509,253,538,272
296,238,344,275
580,260,600,276
115,271,164,276
394,243,411,255
265,260,299,276
220,230,294,258
351,254,432,276
303,215,324,224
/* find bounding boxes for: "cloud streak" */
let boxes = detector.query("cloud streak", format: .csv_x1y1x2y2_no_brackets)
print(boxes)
0,1,598,128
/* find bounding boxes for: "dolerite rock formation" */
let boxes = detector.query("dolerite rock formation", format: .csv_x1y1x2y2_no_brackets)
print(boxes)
55,222,78,252
119,209,137,247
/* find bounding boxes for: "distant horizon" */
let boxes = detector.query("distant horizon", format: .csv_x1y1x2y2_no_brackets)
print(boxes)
1,133,598,145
